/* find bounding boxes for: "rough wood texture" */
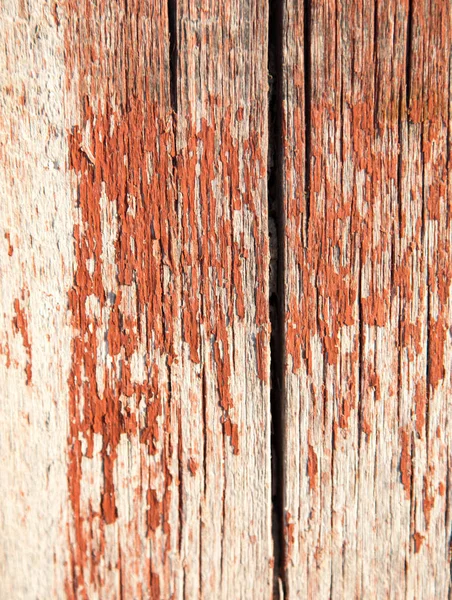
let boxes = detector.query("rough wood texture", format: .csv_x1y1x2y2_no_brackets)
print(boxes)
0,1,72,597
1,0,452,598
1,0,271,598
281,0,452,597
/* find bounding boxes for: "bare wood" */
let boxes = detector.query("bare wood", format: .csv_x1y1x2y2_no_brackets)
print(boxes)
0,1,73,597
281,0,452,597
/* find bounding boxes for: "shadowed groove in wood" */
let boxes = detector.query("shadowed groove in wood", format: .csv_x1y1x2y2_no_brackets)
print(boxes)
168,0,178,115
267,0,285,594
303,0,312,244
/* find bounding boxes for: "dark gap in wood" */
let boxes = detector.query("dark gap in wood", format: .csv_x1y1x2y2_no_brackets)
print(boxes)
447,53,452,170
268,0,285,595
304,0,312,243
177,408,184,556
167,0,178,114
118,542,124,600
409,432,415,554
373,0,379,133
405,0,413,117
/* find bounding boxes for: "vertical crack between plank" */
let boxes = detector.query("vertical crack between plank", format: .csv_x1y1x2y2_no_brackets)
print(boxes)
268,0,286,596
167,0,178,115
405,0,413,117
304,0,312,245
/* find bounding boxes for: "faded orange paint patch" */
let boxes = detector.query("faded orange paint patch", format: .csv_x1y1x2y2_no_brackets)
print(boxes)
12,297,32,385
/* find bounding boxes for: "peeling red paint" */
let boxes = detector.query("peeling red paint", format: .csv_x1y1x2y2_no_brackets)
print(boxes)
281,0,452,592
307,444,318,492
429,317,446,389
176,103,268,451
147,489,162,534
414,382,426,438
187,458,199,476
5,232,13,256
63,1,269,593
12,297,32,385
0,342,11,369
413,532,425,554
423,475,435,529
64,3,179,585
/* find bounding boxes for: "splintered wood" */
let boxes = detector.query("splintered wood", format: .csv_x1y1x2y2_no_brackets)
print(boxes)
0,0,451,598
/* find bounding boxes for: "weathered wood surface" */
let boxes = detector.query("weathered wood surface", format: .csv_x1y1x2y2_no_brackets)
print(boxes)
281,0,452,597
1,0,271,598
1,0,451,598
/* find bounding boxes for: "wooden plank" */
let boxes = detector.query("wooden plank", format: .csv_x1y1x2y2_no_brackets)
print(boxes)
174,1,272,597
1,0,272,598
281,0,452,597
63,2,180,597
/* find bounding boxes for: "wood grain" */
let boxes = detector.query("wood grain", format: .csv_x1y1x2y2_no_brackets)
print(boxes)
281,0,452,597
1,0,451,597
0,1,72,597
1,0,271,598
174,1,272,597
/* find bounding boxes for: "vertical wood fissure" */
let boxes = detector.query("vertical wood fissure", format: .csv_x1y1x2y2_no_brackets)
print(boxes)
268,0,285,595
167,0,178,115
405,0,413,114
303,0,312,245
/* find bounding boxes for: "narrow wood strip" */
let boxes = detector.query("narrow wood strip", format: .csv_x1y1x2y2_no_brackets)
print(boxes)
175,1,273,596
0,1,72,597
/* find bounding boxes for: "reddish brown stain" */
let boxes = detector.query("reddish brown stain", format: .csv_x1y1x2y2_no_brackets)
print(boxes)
414,382,426,438
423,475,435,529
307,444,318,492
0,342,11,368
413,532,425,554
188,458,199,476
429,317,446,389
5,232,13,256
12,298,32,385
